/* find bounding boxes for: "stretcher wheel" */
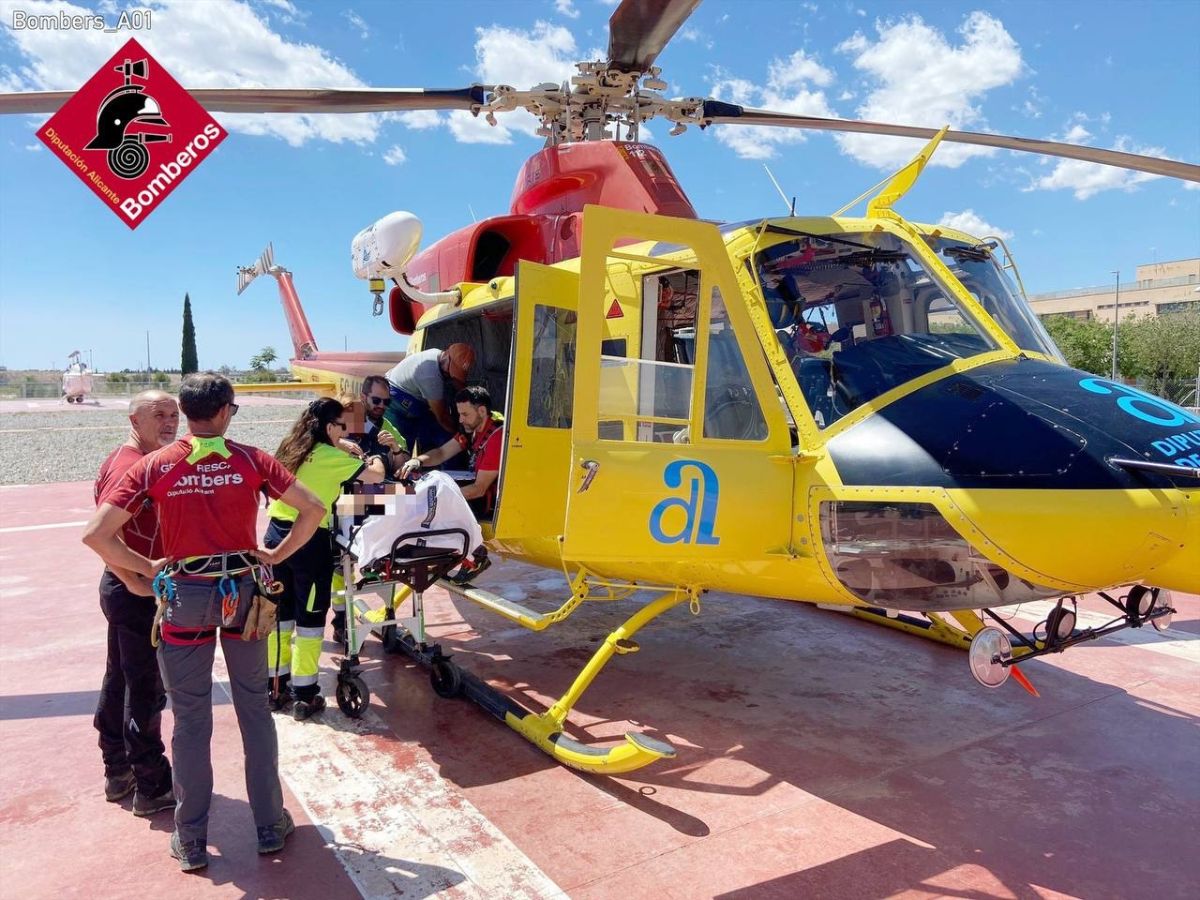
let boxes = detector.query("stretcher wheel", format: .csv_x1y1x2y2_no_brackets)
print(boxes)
430,657,462,698
336,675,370,718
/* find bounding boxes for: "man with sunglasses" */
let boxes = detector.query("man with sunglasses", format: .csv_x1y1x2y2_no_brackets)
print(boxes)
354,375,409,471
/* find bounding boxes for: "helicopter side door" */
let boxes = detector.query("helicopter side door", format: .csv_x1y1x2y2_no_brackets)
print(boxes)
562,207,794,582
491,262,579,565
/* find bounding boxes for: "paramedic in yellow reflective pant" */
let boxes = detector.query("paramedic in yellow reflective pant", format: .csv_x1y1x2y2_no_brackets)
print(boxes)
264,398,385,720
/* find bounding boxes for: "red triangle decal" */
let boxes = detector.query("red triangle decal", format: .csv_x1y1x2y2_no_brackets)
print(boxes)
605,299,623,319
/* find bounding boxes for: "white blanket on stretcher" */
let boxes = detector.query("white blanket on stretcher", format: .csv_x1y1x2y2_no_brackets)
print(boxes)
335,471,484,567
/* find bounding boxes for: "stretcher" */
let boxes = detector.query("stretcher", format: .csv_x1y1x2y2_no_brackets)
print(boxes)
331,471,680,775
331,471,486,715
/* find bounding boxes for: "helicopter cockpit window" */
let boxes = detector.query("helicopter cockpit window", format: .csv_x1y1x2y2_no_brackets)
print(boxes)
934,239,1064,361
756,232,998,429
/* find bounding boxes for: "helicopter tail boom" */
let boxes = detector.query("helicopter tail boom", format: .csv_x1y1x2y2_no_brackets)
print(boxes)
237,242,318,360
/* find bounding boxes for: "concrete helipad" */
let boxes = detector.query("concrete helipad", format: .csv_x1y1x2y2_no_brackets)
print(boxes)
1,480,1197,898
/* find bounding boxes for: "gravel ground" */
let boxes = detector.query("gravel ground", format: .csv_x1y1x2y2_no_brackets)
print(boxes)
0,397,306,485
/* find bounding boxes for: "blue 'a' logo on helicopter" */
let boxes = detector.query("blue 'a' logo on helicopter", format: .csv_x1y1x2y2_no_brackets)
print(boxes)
649,460,721,546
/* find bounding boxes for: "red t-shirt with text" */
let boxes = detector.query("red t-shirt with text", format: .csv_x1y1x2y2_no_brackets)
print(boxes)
95,443,161,558
105,435,294,560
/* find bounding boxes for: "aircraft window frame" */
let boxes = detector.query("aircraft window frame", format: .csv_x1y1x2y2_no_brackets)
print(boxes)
527,304,576,429
755,232,999,430
934,239,1064,361
595,267,769,445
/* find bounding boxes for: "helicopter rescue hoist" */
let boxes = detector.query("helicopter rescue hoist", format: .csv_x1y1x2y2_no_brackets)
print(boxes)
6,0,1197,775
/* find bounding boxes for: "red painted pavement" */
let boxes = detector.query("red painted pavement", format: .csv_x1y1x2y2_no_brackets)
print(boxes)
2,481,1197,898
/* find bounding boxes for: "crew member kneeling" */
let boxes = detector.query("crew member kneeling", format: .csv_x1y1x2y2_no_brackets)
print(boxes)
399,385,503,519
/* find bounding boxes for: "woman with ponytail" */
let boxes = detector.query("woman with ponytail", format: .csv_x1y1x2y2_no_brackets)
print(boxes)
264,397,385,720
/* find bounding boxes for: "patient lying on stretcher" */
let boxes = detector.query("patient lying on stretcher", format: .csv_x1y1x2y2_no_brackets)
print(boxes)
333,471,490,585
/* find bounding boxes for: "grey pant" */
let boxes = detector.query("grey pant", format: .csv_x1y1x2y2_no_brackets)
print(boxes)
157,576,282,843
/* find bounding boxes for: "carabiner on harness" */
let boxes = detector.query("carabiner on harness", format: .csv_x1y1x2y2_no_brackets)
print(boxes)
218,574,240,627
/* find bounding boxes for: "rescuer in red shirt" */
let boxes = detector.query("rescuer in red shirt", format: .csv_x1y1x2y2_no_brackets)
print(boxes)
83,373,324,872
399,384,504,518
92,389,179,817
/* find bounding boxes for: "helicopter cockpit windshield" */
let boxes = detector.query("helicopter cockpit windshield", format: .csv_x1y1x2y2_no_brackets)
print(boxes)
757,231,1006,429
934,238,1064,362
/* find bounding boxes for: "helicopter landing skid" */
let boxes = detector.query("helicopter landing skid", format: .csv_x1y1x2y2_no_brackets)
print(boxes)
375,576,695,774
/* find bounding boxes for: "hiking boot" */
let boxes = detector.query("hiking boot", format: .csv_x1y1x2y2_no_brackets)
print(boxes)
268,676,293,712
256,808,295,855
104,771,135,802
132,788,175,817
293,694,326,722
170,832,208,872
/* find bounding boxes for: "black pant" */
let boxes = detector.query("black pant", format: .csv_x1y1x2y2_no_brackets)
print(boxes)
264,519,334,702
95,570,172,796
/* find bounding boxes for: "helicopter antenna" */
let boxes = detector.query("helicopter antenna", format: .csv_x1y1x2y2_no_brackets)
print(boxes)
832,171,893,217
762,164,792,214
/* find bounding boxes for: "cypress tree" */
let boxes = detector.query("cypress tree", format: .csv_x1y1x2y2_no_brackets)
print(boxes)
181,293,198,375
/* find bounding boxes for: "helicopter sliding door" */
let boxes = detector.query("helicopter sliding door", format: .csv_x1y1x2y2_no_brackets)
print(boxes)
491,262,579,564
562,207,794,583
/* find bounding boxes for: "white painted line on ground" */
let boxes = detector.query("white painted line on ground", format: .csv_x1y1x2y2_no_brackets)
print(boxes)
1007,600,1200,664
0,520,88,534
212,655,566,899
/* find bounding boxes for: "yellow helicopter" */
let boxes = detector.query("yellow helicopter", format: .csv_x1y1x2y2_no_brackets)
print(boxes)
6,0,1198,776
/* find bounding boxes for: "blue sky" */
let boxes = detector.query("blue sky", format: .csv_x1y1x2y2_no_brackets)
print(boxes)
1,0,1197,372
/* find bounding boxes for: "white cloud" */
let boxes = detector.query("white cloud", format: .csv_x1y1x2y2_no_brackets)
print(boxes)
382,145,406,165
1025,124,1164,200
835,12,1024,170
680,26,701,42
939,209,1012,241
0,0,382,146
406,21,578,144
447,109,513,144
344,10,369,39
709,51,838,160
397,110,443,130
472,21,577,93
554,0,579,20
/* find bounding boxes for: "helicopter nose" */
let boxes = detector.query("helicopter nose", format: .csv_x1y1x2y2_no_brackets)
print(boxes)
826,358,1199,594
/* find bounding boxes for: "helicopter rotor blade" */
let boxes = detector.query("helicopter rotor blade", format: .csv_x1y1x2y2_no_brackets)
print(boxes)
698,102,1200,183
0,86,492,116
607,0,701,73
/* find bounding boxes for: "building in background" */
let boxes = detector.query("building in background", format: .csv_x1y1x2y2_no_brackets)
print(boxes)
1029,258,1200,322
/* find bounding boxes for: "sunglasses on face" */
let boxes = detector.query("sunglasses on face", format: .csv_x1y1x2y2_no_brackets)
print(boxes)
228,403,239,416
365,396,389,406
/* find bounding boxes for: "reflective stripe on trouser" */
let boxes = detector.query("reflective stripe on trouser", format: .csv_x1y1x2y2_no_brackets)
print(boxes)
266,620,295,677
291,625,325,691
331,569,345,614
264,520,333,701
